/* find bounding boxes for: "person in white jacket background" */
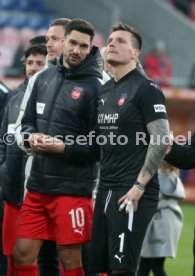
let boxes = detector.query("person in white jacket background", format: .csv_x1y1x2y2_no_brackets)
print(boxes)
137,160,185,276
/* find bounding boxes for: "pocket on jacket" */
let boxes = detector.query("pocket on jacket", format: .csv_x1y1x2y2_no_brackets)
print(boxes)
148,213,164,243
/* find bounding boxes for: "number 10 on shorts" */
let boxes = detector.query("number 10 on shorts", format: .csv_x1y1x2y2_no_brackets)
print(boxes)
69,208,85,228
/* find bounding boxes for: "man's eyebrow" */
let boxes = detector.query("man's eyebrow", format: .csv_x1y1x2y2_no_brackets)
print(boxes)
69,39,89,48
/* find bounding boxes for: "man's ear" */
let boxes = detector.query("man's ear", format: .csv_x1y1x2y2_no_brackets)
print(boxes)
132,48,140,59
89,42,93,51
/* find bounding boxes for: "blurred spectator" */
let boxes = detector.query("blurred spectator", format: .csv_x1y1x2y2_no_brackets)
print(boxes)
143,40,172,88
137,161,185,276
0,80,13,275
169,0,195,21
93,31,105,48
190,0,195,20
189,61,195,88
172,0,192,16
5,28,35,77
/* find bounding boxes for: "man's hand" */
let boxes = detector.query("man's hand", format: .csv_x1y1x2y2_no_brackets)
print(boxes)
118,185,144,212
28,133,65,153
28,133,44,150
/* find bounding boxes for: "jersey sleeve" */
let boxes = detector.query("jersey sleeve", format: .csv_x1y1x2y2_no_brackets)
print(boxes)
134,80,168,125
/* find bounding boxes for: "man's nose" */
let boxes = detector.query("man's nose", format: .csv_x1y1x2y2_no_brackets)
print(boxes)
46,39,52,47
73,45,80,54
30,63,40,72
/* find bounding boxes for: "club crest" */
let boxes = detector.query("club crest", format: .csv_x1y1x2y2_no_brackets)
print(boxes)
118,93,127,106
71,87,82,99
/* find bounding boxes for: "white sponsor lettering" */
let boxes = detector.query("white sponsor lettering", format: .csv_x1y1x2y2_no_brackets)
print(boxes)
153,104,166,113
36,102,45,114
98,113,119,124
7,124,16,134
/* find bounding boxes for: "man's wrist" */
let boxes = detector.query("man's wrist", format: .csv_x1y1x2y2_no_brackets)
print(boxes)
134,181,146,191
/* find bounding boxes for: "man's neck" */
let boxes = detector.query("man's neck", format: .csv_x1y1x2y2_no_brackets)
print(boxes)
112,63,136,82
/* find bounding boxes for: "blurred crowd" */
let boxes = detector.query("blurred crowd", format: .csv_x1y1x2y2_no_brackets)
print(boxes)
169,0,195,20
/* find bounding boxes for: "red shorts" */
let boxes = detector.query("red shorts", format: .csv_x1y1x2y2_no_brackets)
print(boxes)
16,191,93,245
3,202,21,255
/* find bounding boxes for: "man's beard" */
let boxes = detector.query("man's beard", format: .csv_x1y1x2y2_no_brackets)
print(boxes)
107,58,120,67
65,56,86,69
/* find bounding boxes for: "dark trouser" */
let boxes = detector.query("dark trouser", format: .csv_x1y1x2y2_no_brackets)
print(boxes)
82,243,100,276
137,257,166,276
89,190,158,275
193,226,195,276
0,191,7,275
38,240,60,276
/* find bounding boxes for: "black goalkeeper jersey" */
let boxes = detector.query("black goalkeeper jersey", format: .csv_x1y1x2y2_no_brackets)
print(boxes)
98,68,168,199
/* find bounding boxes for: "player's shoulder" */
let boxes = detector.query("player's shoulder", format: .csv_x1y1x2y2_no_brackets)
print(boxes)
100,78,114,94
138,78,164,96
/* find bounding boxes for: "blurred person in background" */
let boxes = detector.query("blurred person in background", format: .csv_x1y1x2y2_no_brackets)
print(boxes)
137,160,185,276
165,133,195,276
0,42,47,276
45,18,71,67
143,40,172,88
0,78,13,276
188,61,195,88
171,0,192,17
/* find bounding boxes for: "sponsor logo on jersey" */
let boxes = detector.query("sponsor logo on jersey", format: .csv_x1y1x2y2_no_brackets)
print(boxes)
98,113,119,124
114,254,124,263
118,93,127,106
71,87,83,99
100,98,107,105
153,104,166,113
74,228,83,236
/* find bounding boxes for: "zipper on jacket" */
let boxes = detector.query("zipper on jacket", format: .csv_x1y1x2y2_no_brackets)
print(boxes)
41,74,65,181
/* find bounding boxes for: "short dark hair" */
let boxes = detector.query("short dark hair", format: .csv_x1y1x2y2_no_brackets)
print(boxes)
50,18,71,36
65,18,95,41
24,35,47,52
29,35,47,45
111,23,142,50
24,45,47,59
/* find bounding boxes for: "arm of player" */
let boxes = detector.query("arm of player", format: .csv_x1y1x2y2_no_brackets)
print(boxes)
119,118,170,212
137,118,170,185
